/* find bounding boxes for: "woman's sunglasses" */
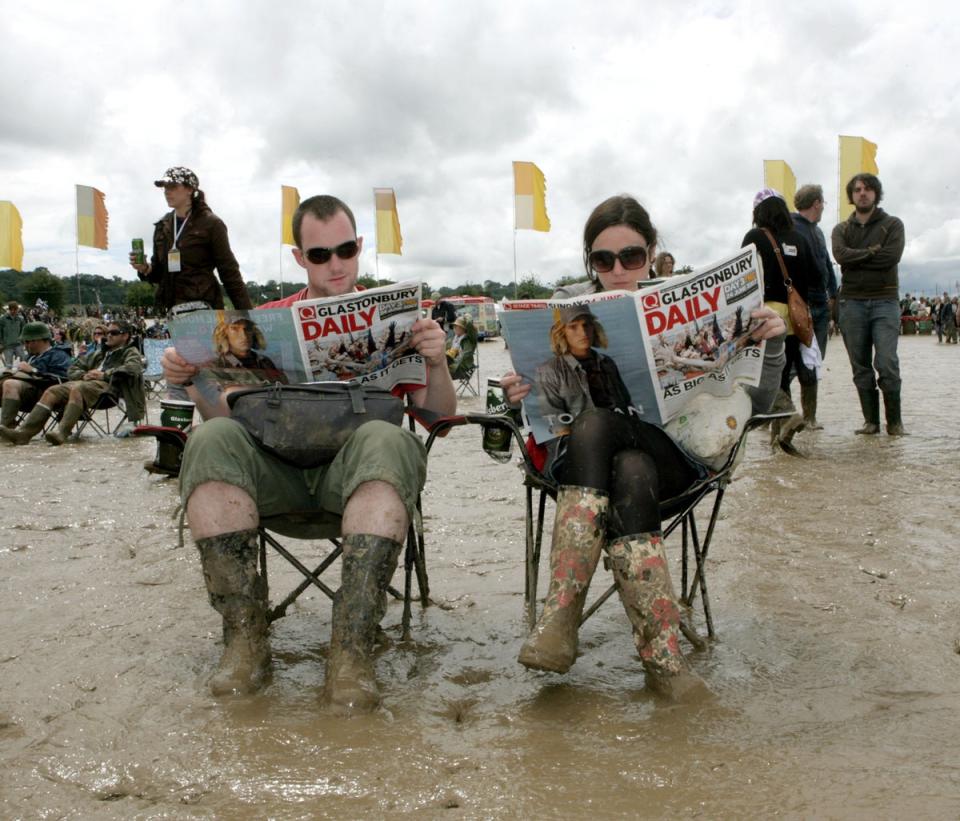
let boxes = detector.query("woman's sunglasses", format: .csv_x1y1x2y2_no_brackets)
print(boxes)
304,240,360,265
588,245,648,274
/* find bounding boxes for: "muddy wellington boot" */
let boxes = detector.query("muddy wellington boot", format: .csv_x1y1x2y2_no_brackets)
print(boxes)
854,388,881,435
322,533,403,711
800,381,823,430
768,389,799,447
0,398,19,428
0,404,52,445
45,401,84,446
606,532,709,702
195,529,271,696
883,391,909,436
518,486,609,673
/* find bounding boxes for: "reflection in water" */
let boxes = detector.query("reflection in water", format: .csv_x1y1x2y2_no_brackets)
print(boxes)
1,337,959,817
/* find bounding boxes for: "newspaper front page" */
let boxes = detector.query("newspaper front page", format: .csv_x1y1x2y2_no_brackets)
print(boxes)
499,245,765,445
169,280,426,392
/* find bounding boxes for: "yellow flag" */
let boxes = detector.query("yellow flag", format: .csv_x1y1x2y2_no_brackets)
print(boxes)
838,136,879,221
763,160,797,210
281,185,300,245
0,201,24,269
513,161,551,232
76,185,108,249
374,188,403,255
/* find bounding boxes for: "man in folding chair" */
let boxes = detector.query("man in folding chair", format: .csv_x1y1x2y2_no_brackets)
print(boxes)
1,320,144,445
162,195,456,709
0,321,72,432
501,194,787,701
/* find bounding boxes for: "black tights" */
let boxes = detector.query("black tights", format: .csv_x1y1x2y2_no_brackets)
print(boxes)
554,408,699,537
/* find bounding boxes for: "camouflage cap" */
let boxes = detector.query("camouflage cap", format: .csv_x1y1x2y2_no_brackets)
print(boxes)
154,167,199,189
20,321,52,342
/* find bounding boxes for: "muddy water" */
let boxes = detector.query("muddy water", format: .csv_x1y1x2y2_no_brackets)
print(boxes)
1,335,959,819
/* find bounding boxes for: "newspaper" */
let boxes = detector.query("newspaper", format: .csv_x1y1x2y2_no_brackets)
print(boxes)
499,245,765,445
169,280,426,391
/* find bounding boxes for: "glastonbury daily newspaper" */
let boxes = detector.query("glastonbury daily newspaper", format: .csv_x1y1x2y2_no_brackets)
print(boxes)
498,245,766,445
169,280,426,391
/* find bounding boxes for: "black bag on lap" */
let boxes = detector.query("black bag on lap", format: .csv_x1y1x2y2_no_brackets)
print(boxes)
227,382,404,468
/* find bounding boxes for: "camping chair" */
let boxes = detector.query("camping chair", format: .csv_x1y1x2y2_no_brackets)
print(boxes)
420,407,792,647
142,338,167,403
72,371,145,438
451,340,480,397
146,405,440,641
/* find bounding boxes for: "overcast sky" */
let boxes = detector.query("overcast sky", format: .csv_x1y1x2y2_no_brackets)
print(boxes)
3,0,958,294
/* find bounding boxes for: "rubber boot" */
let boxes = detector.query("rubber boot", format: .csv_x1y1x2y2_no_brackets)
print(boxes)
0,397,19,428
195,529,271,696
800,381,823,430
883,391,909,436
518,486,609,673
855,389,881,435
45,401,84,446
768,389,797,446
322,533,403,711
606,532,709,702
0,404,52,445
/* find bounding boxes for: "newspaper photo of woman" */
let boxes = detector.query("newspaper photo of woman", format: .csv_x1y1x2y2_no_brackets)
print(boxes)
208,316,286,385
535,304,634,436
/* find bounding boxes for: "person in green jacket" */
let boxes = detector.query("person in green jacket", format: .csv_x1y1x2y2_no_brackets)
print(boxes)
0,320,144,445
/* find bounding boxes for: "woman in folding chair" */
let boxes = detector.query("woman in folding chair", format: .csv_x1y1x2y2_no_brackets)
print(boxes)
501,195,786,700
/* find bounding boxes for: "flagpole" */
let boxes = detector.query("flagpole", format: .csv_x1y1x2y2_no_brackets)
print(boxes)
373,188,380,281
512,230,518,299
278,186,285,300
511,168,519,298
74,186,83,315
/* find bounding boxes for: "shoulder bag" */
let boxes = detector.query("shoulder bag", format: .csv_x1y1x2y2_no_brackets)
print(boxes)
227,382,404,468
761,227,814,347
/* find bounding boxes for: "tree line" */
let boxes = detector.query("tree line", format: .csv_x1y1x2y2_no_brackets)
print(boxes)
0,268,589,315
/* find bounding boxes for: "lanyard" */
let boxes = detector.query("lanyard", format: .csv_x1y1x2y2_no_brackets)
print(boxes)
172,212,190,248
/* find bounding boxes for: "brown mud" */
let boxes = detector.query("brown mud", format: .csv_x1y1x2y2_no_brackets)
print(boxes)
1,336,959,818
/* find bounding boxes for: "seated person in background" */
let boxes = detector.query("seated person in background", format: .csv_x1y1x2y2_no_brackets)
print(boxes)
501,195,786,700
0,321,144,445
0,322,72,431
160,194,456,709
446,315,476,379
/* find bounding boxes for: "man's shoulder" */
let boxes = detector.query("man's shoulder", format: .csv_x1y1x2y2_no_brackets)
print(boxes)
258,285,365,310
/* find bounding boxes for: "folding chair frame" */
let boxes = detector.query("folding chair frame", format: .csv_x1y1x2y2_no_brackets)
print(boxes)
257,495,429,641
422,410,792,648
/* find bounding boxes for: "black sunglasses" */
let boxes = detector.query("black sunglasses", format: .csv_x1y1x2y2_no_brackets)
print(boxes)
588,245,648,274
106,329,125,336
304,240,359,265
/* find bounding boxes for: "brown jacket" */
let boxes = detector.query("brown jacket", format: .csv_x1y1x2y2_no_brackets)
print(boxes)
142,201,252,312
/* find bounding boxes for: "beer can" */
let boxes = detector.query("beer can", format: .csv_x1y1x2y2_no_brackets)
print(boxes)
482,378,515,463
131,238,146,265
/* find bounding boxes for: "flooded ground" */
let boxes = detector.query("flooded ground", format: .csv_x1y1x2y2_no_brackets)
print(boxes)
1,335,959,819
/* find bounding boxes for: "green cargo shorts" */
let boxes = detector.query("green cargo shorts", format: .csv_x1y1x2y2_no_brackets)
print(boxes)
179,417,427,522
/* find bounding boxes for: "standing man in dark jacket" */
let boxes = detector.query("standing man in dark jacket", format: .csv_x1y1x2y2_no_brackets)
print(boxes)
831,173,906,435
791,184,838,429
0,301,26,368
130,167,252,313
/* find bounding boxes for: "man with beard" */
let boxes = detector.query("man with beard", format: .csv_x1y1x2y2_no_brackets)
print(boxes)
831,174,906,435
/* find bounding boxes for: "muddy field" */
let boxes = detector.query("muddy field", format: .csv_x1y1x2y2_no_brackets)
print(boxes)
1,335,959,819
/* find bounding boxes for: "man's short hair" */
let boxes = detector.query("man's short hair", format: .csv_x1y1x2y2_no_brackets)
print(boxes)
292,195,357,249
846,173,883,205
794,184,824,211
